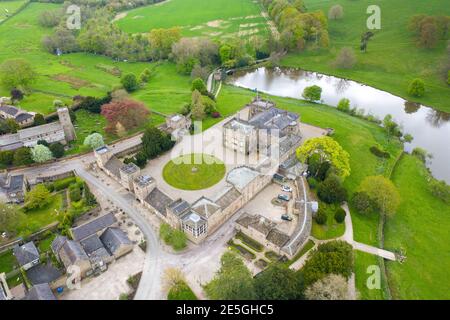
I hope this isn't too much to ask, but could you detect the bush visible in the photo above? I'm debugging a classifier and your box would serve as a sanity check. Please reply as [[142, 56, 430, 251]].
[[159, 223, 187, 251], [337, 98, 350, 112], [302, 85, 322, 102], [191, 78, 207, 95], [314, 208, 327, 225], [429, 179, 450, 204], [69, 185, 82, 202], [370, 145, 390, 158], [121, 73, 139, 93], [49, 142, 65, 158], [317, 175, 347, 204], [351, 191, 375, 215], [334, 208, 346, 223], [307, 177, 319, 189], [412, 147, 429, 163], [408, 78, 425, 97], [52, 177, 76, 191]]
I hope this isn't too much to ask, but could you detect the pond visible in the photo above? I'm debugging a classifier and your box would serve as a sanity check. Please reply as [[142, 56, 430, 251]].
[[228, 67, 450, 184]]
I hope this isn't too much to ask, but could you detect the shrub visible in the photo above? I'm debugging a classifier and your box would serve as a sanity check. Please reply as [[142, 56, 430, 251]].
[[328, 5, 344, 20], [314, 208, 327, 225], [408, 78, 425, 97], [159, 223, 187, 251], [302, 85, 322, 102], [337, 98, 350, 112], [412, 147, 429, 163], [191, 78, 207, 95], [211, 111, 221, 118], [370, 145, 390, 158], [121, 73, 139, 93], [69, 186, 82, 202], [317, 175, 347, 204], [334, 208, 346, 223], [49, 142, 65, 158], [52, 177, 76, 191]]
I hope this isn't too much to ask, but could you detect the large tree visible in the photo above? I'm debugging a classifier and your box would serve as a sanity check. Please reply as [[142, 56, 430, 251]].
[[297, 136, 351, 179], [0, 59, 37, 90], [0, 203, 25, 234], [101, 99, 150, 134], [254, 263, 305, 300], [141, 126, 174, 160], [84, 133, 105, 149], [205, 251, 256, 300], [191, 90, 206, 120], [302, 85, 322, 102], [359, 176, 400, 215], [148, 27, 181, 60]]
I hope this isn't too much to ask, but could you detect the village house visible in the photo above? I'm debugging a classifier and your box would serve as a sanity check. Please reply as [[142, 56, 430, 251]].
[[0, 105, 34, 128], [0, 174, 27, 203], [13, 241, 40, 271], [0, 107, 76, 151], [24, 283, 56, 301]]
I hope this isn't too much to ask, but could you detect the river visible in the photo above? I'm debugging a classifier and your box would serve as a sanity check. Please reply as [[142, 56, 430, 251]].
[[228, 67, 450, 184]]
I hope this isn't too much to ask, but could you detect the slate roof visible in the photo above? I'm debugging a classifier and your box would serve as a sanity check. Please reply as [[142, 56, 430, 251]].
[[51, 235, 67, 255], [25, 283, 56, 301], [191, 197, 220, 218], [248, 107, 298, 131], [215, 187, 241, 209], [100, 228, 132, 255], [80, 235, 105, 255], [5, 175, 24, 194], [71, 213, 117, 241], [18, 121, 63, 140], [62, 240, 89, 264], [145, 188, 173, 216], [15, 113, 34, 123], [168, 199, 191, 217], [227, 166, 260, 191], [267, 229, 290, 247], [120, 162, 140, 175], [104, 157, 124, 178], [13, 242, 39, 267], [0, 105, 19, 116], [26, 263, 62, 285]]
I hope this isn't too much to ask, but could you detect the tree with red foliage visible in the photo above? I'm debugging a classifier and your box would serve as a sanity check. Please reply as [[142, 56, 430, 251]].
[[101, 99, 150, 134]]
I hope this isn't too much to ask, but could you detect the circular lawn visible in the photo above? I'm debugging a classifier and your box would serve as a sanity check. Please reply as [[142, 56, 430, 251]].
[[162, 154, 226, 190]]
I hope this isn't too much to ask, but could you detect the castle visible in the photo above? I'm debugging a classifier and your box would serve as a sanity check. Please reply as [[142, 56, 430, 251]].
[[0, 107, 76, 151]]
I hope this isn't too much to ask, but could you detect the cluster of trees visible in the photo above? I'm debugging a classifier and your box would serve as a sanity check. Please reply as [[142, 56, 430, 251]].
[[159, 223, 187, 251], [336, 97, 382, 125], [409, 15, 450, 48], [205, 240, 353, 300], [314, 204, 346, 226], [262, 0, 330, 51], [351, 176, 400, 216], [0, 147, 33, 168], [180, 79, 218, 120]]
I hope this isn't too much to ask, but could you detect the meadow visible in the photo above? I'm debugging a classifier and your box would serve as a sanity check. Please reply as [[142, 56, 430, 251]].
[[115, 0, 268, 39], [282, 0, 450, 113], [0, 0, 27, 23]]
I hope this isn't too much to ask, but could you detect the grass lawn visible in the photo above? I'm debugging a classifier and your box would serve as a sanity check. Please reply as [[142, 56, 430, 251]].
[[282, 0, 450, 112], [168, 281, 197, 300], [354, 251, 386, 300], [37, 233, 56, 253], [116, 0, 267, 40], [311, 203, 345, 240], [0, 250, 17, 274], [0, 0, 27, 23], [385, 155, 450, 299], [286, 239, 315, 267], [15, 193, 63, 237], [163, 153, 226, 190]]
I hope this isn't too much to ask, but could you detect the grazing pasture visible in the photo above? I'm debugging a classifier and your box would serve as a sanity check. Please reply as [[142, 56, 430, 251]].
[[115, 0, 268, 39]]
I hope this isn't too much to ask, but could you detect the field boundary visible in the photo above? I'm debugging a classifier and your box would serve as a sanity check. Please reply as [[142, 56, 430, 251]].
[[0, 0, 31, 26]]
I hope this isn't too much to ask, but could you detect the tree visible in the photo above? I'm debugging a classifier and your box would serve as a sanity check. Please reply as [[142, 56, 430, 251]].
[[101, 99, 150, 134], [334, 207, 346, 223], [318, 174, 347, 204], [383, 114, 402, 138], [297, 137, 351, 179], [38, 9, 62, 27], [191, 78, 207, 95], [314, 207, 327, 225], [301, 241, 354, 285], [13, 147, 33, 166], [0, 150, 14, 167], [302, 85, 322, 102], [31, 144, 53, 163], [408, 78, 425, 97], [5, 119, 19, 134], [428, 179, 450, 204], [254, 263, 305, 300], [84, 133, 105, 149], [359, 176, 400, 215], [205, 251, 256, 300], [49, 142, 65, 158], [139, 68, 152, 83], [191, 90, 206, 120], [0, 59, 37, 90], [25, 185, 51, 210], [84, 183, 97, 206], [0, 203, 25, 234], [328, 5, 344, 20], [121, 73, 139, 93], [337, 98, 350, 112], [360, 31, 374, 52], [141, 126, 174, 160], [351, 191, 375, 215], [33, 114, 46, 126], [148, 27, 181, 60], [163, 267, 185, 293], [219, 44, 232, 64], [305, 274, 350, 300], [334, 47, 356, 69], [10, 88, 24, 101]]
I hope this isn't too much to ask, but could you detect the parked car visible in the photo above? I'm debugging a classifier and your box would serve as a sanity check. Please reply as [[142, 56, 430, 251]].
[[281, 214, 293, 221], [278, 194, 290, 201], [281, 185, 292, 193]]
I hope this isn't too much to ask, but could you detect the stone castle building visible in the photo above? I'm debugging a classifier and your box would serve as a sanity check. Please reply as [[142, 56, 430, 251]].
[[0, 107, 76, 151]]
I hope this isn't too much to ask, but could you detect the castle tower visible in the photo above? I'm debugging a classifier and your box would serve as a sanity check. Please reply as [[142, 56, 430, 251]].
[[57, 107, 76, 142]]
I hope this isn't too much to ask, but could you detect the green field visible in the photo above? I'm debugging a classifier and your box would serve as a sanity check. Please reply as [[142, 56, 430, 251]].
[[0, 250, 17, 274], [311, 203, 346, 240], [0, 0, 27, 23], [385, 155, 450, 299], [116, 0, 267, 39], [282, 0, 450, 112], [163, 154, 226, 190]]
